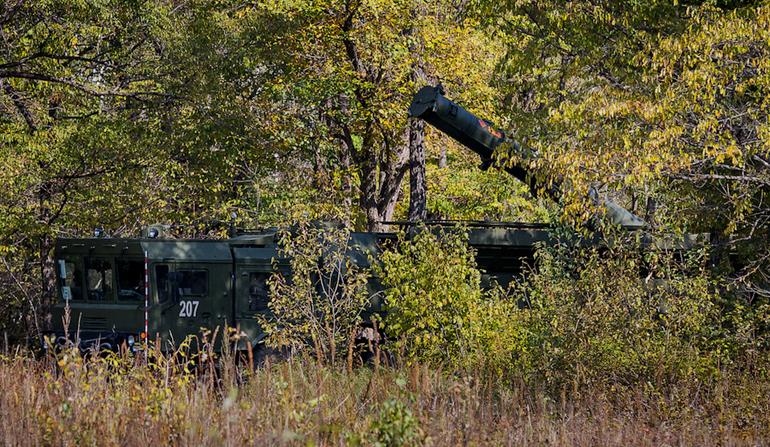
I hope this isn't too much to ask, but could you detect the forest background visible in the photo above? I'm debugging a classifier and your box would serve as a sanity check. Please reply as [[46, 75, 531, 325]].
[[2, 0, 768, 343], [1, 0, 770, 444]]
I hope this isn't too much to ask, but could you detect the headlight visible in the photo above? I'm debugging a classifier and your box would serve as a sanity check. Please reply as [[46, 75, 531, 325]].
[[127, 335, 135, 346]]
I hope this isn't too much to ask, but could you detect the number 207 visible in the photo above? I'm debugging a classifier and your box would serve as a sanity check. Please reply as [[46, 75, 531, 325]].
[[179, 300, 199, 318]]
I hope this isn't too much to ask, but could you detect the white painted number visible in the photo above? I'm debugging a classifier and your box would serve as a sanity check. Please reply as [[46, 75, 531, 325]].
[[178, 300, 200, 318]]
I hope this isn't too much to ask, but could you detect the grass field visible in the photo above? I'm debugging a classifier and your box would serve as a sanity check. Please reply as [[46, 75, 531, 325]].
[[1, 347, 768, 446]]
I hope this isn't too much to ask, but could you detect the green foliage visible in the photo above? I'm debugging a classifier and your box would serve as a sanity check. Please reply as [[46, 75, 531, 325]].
[[514, 240, 720, 388], [377, 229, 521, 370], [478, 0, 770, 292], [0, 0, 514, 339], [238, 0, 505, 229], [260, 223, 371, 364], [378, 226, 769, 387], [1, 0, 768, 389], [394, 153, 552, 222], [2, 1, 770, 442], [368, 398, 425, 447]]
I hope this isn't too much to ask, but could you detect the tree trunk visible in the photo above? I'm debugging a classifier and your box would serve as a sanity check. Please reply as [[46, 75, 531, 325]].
[[408, 117, 427, 222], [356, 137, 409, 232], [360, 155, 383, 232], [339, 147, 353, 227], [405, 15, 429, 219], [38, 172, 55, 333], [438, 145, 447, 169]]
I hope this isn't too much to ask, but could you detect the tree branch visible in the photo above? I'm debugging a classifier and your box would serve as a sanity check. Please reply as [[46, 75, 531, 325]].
[[0, 70, 180, 100], [1, 78, 36, 132]]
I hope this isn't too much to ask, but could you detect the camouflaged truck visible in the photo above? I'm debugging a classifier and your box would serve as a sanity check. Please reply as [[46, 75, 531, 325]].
[[46, 223, 558, 354], [46, 86, 700, 354]]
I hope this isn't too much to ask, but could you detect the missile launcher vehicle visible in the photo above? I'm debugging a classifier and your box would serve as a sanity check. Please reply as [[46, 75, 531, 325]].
[[45, 86, 700, 354]]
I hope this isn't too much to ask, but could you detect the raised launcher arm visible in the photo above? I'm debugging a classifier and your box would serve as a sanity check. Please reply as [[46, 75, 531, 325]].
[[408, 85, 646, 230]]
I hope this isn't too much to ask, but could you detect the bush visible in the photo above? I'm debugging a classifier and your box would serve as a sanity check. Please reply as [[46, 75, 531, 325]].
[[368, 398, 425, 447], [260, 223, 371, 365], [377, 225, 769, 389], [514, 239, 723, 388], [376, 228, 521, 371]]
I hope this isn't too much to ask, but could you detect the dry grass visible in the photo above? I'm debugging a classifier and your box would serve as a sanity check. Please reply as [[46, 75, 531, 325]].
[[0, 347, 768, 447]]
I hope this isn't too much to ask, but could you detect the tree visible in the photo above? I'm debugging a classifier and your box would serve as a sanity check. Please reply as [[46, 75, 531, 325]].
[[242, 0, 503, 230], [0, 0, 180, 334], [377, 228, 519, 369], [259, 224, 371, 365], [478, 0, 770, 296], [0, 0, 530, 340], [0, 0, 281, 336]]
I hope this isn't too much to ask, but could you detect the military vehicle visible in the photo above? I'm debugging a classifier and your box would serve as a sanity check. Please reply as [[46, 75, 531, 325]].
[[47, 223, 558, 354], [45, 86, 689, 355], [49, 229, 359, 353]]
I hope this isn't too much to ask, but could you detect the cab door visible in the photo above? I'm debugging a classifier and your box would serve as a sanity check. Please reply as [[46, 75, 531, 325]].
[[234, 265, 272, 343], [112, 258, 146, 337], [165, 265, 214, 347], [232, 246, 284, 346]]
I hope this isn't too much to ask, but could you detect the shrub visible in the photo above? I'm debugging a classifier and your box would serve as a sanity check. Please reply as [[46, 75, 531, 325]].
[[376, 225, 768, 389], [260, 223, 371, 365], [515, 236, 726, 388], [368, 398, 425, 447], [376, 228, 521, 371]]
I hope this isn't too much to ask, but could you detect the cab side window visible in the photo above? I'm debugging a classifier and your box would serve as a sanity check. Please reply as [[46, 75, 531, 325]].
[[60, 259, 84, 301], [177, 270, 207, 296], [85, 258, 113, 301], [248, 272, 270, 311], [117, 259, 144, 301]]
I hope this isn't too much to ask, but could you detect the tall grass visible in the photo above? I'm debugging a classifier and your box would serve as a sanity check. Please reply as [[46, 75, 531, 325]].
[[0, 346, 768, 446]]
